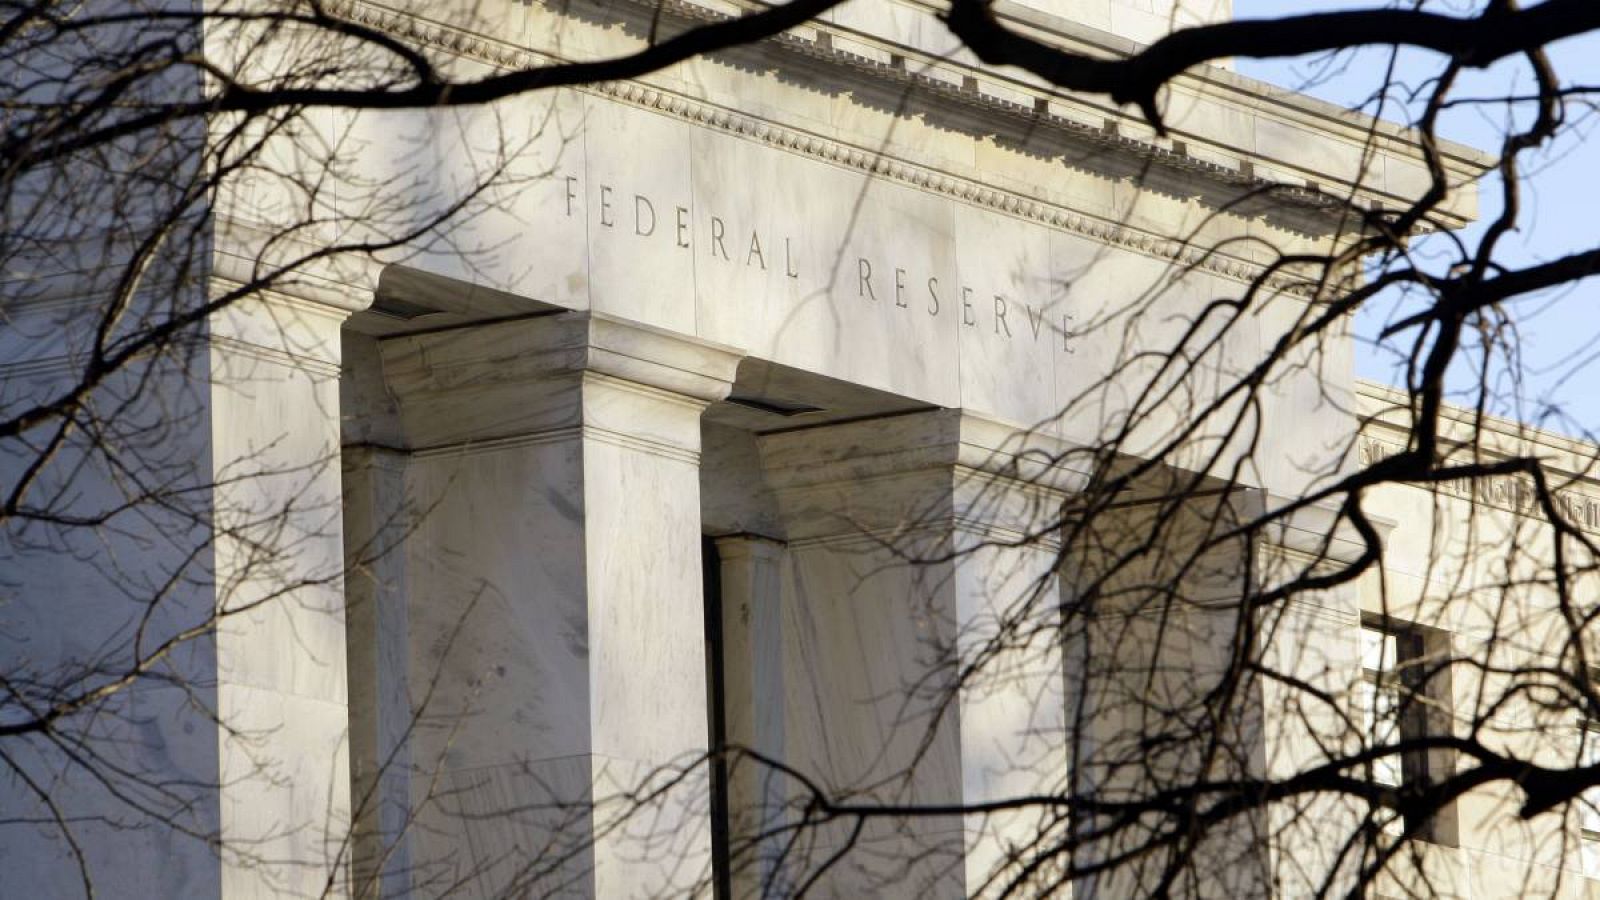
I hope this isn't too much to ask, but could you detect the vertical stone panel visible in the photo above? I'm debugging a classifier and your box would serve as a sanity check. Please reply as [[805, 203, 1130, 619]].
[[757, 410, 1082, 896], [374, 312, 742, 897]]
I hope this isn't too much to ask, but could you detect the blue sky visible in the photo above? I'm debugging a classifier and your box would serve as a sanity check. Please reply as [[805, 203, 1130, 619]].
[[1230, 1, 1600, 437]]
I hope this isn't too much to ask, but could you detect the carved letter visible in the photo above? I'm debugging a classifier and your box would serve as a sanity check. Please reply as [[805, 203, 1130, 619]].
[[676, 207, 691, 248], [747, 231, 767, 269], [962, 287, 976, 326], [600, 185, 614, 228], [993, 295, 1012, 336], [635, 195, 656, 236], [1025, 304, 1044, 339], [711, 216, 730, 260], [565, 175, 579, 217], [785, 238, 799, 279], [895, 268, 909, 308], [927, 277, 941, 315], [859, 258, 876, 300]]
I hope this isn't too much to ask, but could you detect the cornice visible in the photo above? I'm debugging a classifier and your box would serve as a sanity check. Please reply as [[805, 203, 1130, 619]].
[[1356, 379, 1600, 467], [211, 220, 377, 315], [208, 327, 345, 378], [1354, 431, 1600, 536], [377, 310, 744, 448], [1354, 383, 1600, 534], [324, 0, 1393, 294], [589, 78, 1319, 293]]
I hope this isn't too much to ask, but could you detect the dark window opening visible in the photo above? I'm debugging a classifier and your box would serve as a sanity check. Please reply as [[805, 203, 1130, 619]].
[[702, 536, 732, 899], [1359, 617, 1457, 846]]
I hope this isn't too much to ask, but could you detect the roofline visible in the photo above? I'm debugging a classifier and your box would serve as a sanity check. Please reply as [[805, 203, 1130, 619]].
[[988, 2, 1495, 174], [1356, 379, 1599, 460]]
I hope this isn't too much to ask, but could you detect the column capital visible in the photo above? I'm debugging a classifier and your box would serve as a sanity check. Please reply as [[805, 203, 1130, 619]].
[[713, 532, 787, 562], [207, 285, 360, 379], [757, 409, 1087, 542], [758, 408, 1088, 492], [378, 311, 745, 450], [1237, 489, 1390, 567], [213, 214, 379, 308]]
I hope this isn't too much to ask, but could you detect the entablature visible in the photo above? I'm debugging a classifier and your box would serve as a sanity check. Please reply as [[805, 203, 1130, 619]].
[[324, 0, 1491, 238]]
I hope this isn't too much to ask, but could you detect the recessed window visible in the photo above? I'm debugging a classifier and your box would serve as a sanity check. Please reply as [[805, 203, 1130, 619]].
[[1579, 721, 1600, 876], [1356, 620, 1455, 844]]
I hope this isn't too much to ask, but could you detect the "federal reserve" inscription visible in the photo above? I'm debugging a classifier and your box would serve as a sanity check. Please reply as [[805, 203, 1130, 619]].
[[562, 174, 1076, 353]]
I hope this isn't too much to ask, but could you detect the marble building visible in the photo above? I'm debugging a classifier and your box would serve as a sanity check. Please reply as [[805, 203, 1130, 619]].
[[7, 0, 1599, 897]]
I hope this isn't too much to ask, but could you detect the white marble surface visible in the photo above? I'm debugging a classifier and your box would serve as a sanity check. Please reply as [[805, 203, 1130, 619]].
[[209, 292, 356, 900], [5, 0, 1531, 893], [347, 72, 1427, 490], [0, 287, 356, 898], [365, 312, 741, 896], [742, 410, 1077, 895], [342, 447, 414, 897], [713, 536, 791, 897]]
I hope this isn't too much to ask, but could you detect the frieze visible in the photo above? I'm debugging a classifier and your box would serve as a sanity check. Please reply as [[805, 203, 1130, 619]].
[[1358, 435, 1600, 532], [323, 0, 1328, 295], [593, 80, 1315, 295], [559, 173, 1078, 350]]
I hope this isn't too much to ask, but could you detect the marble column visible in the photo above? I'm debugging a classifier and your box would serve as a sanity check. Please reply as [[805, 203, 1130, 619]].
[[713, 534, 790, 897], [1061, 485, 1372, 900], [755, 409, 1082, 897], [1059, 486, 1265, 899], [209, 290, 360, 899], [1250, 496, 1374, 899], [374, 311, 742, 897], [342, 444, 413, 899]]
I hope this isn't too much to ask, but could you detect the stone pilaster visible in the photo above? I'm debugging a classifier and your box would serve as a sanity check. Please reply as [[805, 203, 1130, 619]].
[[0, 278, 363, 897], [754, 409, 1083, 897], [712, 534, 790, 897], [373, 311, 742, 897], [208, 288, 362, 899], [341, 444, 413, 899], [1061, 482, 1374, 900], [1249, 495, 1375, 900]]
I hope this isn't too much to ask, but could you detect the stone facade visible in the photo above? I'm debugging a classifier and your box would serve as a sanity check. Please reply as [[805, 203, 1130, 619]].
[[8, 0, 1599, 898]]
